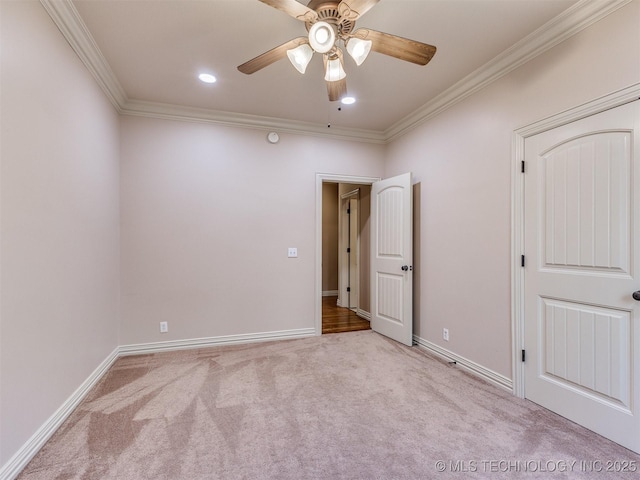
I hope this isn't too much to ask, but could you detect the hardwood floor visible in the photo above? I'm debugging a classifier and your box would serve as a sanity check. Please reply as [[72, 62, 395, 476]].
[[322, 296, 371, 334]]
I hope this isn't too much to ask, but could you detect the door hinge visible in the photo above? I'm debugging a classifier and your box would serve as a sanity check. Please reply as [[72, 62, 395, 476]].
[[347, 247, 351, 253], [346, 287, 351, 292], [521, 160, 525, 173], [522, 349, 526, 362], [521, 255, 525, 267], [347, 208, 350, 214]]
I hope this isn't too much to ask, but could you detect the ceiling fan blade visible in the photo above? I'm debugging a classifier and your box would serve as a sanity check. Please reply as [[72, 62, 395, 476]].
[[352, 28, 436, 66], [238, 37, 309, 74], [337, 0, 380, 21], [326, 78, 347, 102], [259, 0, 318, 23]]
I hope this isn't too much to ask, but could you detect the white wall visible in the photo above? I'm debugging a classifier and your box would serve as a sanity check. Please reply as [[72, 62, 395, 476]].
[[0, 1, 120, 466], [385, 0, 640, 378], [119, 116, 384, 345]]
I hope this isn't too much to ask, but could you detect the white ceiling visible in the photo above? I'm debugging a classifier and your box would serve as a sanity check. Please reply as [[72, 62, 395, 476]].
[[64, 0, 580, 138]]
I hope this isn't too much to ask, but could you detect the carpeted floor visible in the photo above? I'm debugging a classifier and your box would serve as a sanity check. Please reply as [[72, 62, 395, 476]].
[[18, 331, 640, 479]]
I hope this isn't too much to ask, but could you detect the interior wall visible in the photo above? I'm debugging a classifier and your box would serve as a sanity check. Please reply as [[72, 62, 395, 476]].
[[384, 0, 640, 379], [0, 1, 120, 466], [119, 116, 385, 345], [322, 183, 339, 293]]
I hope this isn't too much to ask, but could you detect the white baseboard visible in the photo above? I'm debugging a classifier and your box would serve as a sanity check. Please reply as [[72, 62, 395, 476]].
[[1, 328, 316, 480], [356, 309, 371, 321], [413, 335, 513, 392], [322, 290, 338, 297], [118, 328, 316, 356], [0, 347, 119, 480]]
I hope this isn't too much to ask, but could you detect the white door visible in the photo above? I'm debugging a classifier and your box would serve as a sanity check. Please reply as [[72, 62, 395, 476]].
[[371, 172, 413, 346], [524, 100, 640, 452]]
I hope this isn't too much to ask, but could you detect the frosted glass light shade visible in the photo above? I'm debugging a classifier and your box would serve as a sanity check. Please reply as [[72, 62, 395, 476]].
[[309, 21, 335, 54], [324, 56, 346, 82], [346, 37, 372, 66], [287, 44, 313, 74]]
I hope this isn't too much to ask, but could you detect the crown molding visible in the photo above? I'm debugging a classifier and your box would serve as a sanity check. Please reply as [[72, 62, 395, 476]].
[[384, 0, 632, 142], [121, 100, 387, 144], [40, 0, 127, 110], [38, 0, 385, 143], [41, 0, 631, 144]]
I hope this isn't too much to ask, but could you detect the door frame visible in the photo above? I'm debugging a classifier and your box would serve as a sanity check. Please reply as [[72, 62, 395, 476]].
[[511, 83, 640, 398], [316, 173, 381, 336]]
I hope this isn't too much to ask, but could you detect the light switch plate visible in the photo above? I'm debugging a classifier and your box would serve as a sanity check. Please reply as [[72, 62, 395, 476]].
[[288, 247, 298, 258]]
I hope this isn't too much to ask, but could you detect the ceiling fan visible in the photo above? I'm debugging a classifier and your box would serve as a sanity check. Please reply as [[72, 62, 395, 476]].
[[237, 0, 437, 102]]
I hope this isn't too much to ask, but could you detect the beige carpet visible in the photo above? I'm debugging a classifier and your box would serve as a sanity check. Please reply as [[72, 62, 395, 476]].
[[18, 331, 640, 479]]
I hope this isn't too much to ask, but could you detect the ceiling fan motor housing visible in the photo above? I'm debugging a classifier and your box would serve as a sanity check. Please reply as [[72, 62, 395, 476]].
[[305, 0, 355, 39], [309, 21, 337, 53]]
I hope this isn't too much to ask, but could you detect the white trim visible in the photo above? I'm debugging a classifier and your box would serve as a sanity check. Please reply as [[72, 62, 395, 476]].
[[414, 336, 513, 392], [0, 348, 119, 480], [40, 0, 631, 144], [516, 83, 640, 137], [121, 101, 386, 144], [39, 0, 127, 110], [118, 328, 315, 356], [511, 83, 640, 399], [322, 290, 339, 297], [384, 0, 631, 141], [316, 174, 381, 336], [356, 309, 371, 321]]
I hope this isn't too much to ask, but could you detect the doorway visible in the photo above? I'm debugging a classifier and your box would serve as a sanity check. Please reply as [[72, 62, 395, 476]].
[[316, 172, 414, 343], [316, 174, 380, 335]]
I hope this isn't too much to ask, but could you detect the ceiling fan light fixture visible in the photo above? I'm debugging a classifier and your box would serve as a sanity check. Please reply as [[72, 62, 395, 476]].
[[286, 43, 313, 74], [309, 21, 336, 54], [346, 38, 372, 66], [324, 56, 346, 82]]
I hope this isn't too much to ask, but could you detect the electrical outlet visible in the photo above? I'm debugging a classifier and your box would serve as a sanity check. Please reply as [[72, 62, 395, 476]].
[[160, 321, 168, 333], [443, 328, 449, 342], [288, 247, 298, 258]]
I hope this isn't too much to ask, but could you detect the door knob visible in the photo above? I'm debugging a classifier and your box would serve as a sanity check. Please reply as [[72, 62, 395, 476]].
[[401, 265, 413, 272], [633, 291, 640, 301]]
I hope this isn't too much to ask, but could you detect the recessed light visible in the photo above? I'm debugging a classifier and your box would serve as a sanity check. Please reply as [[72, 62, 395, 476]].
[[198, 73, 217, 84], [341, 96, 356, 105]]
